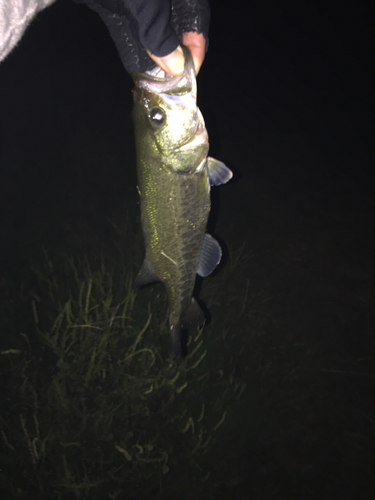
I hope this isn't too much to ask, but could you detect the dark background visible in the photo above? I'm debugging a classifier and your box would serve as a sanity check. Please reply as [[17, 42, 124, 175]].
[[0, 0, 374, 498]]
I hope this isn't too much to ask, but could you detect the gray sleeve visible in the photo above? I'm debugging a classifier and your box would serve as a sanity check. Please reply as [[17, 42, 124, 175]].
[[0, 0, 56, 62]]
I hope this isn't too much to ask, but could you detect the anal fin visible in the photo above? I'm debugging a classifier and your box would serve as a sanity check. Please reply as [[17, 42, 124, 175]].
[[197, 234, 222, 277]]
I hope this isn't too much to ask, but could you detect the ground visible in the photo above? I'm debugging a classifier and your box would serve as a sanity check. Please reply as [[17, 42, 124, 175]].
[[0, 1, 374, 498]]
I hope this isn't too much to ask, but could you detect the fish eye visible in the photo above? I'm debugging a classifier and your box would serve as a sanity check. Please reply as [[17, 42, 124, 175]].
[[149, 108, 165, 127]]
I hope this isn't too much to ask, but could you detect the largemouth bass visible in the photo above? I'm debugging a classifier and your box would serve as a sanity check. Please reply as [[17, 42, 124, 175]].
[[132, 46, 232, 356]]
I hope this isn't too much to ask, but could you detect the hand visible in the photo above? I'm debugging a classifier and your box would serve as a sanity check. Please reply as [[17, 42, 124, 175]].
[[147, 32, 206, 76]]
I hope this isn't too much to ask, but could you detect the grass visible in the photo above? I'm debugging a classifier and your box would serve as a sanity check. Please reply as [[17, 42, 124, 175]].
[[0, 243, 246, 499]]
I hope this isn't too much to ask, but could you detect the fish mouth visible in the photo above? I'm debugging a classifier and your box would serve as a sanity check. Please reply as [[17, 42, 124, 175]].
[[133, 46, 196, 98]]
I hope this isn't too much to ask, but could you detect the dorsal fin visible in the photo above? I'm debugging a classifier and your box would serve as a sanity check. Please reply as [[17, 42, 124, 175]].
[[132, 258, 160, 288]]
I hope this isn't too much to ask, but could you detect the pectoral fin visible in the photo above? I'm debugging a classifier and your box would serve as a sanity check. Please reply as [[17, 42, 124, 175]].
[[197, 234, 222, 277], [132, 258, 160, 288], [207, 157, 233, 186]]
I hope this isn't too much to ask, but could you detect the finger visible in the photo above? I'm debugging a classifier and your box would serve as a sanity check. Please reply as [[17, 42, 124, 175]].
[[182, 32, 206, 75], [147, 46, 185, 76]]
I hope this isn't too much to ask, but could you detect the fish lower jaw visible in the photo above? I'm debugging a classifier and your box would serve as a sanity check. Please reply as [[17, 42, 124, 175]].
[[180, 137, 205, 153], [179, 128, 208, 152]]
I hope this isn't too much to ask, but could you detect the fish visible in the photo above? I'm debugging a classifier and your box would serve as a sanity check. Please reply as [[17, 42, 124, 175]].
[[132, 46, 232, 356]]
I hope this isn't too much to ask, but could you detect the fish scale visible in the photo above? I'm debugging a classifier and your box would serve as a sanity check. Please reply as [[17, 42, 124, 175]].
[[132, 46, 232, 356]]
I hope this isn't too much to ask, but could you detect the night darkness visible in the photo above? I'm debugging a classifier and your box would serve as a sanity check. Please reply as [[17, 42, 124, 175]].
[[0, 1, 374, 498]]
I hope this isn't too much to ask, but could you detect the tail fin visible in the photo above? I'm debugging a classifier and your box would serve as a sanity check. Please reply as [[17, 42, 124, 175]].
[[170, 322, 183, 357], [182, 298, 205, 330], [169, 299, 205, 357]]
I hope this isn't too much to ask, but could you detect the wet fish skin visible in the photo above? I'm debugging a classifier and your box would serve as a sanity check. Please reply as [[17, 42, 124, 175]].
[[132, 46, 232, 356]]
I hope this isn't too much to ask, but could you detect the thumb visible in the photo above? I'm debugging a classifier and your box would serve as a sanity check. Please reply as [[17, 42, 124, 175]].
[[147, 46, 185, 76]]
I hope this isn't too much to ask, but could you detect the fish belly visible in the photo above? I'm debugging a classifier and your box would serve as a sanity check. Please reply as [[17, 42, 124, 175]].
[[139, 161, 210, 317]]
